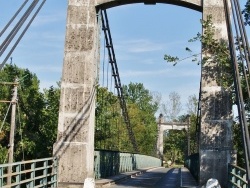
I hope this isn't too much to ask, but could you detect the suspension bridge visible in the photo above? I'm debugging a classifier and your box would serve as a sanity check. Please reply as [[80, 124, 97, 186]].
[[0, 0, 250, 187]]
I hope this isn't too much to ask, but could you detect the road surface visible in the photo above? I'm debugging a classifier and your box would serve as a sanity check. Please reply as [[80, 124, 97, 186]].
[[109, 167, 180, 188]]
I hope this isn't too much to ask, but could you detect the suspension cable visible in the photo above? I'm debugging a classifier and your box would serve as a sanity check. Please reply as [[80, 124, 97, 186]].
[[234, 0, 250, 70], [0, 0, 38, 56], [195, 78, 202, 153], [0, 0, 46, 70], [230, 0, 250, 97], [0, 103, 12, 133], [0, 0, 29, 38], [102, 35, 106, 87], [106, 55, 109, 89], [224, 0, 250, 183], [101, 9, 138, 152]]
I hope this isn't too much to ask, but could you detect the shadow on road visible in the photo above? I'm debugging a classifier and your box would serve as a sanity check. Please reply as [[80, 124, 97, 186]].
[[109, 168, 180, 188]]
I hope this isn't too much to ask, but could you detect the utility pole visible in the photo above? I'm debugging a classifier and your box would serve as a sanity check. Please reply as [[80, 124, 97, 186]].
[[7, 77, 18, 185]]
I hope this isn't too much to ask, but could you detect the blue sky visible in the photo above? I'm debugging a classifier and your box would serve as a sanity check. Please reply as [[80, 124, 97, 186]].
[[0, 1, 248, 114], [105, 4, 202, 108]]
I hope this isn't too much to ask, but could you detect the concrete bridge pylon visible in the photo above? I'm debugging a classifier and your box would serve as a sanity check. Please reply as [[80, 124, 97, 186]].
[[53, 0, 234, 187], [156, 114, 189, 163]]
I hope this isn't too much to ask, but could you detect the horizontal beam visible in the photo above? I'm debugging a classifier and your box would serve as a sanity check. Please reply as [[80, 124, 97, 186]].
[[158, 122, 188, 131]]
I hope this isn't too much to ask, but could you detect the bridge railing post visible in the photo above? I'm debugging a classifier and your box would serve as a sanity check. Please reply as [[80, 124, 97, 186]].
[[15, 164, 21, 186], [228, 164, 248, 188]]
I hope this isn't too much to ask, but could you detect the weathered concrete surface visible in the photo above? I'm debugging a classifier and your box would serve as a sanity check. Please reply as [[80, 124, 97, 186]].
[[200, 0, 234, 187], [157, 116, 188, 161], [54, 0, 233, 187], [53, 0, 99, 187]]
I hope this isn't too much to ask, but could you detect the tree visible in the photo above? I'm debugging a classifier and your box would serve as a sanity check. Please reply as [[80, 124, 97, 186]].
[[164, 129, 186, 165], [164, 14, 250, 168], [95, 86, 125, 151], [163, 15, 235, 166], [164, 15, 233, 89], [0, 64, 60, 163], [161, 91, 182, 122], [0, 64, 43, 162], [95, 83, 160, 155], [39, 86, 60, 156], [162, 112, 198, 165], [123, 82, 159, 155], [186, 94, 198, 115], [243, 0, 250, 25]]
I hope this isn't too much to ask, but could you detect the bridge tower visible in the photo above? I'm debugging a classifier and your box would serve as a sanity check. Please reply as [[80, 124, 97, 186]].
[[156, 114, 189, 162], [199, 1, 234, 187], [53, 0, 234, 187]]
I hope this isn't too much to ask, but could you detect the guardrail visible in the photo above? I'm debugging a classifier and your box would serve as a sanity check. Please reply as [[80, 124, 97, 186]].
[[0, 157, 57, 188], [0, 151, 161, 186], [228, 164, 248, 188], [184, 153, 199, 181], [94, 150, 161, 179]]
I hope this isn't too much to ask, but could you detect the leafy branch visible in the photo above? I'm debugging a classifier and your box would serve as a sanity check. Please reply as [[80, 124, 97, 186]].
[[164, 15, 233, 89]]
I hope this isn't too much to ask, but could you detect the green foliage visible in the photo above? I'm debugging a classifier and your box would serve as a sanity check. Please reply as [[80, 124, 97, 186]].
[[164, 129, 186, 165], [40, 86, 60, 155], [164, 114, 198, 165], [0, 64, 159, 163], [95, 83, 159, 156], [95, 86, 124, 151], [233, 122, 245, 167], [124, 83, 159, 155], [163, 55, 179, 66], [0, 145, 8, 163], [198, 16, 232, 88], [243, 0, 250, 25], [164, 15, 233, 89], [162, 15, 233, 162], [0, 64, 60, 163], [164, 12, 250, 168]]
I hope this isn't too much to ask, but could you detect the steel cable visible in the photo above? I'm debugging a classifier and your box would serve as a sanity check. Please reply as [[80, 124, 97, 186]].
[[0, 102, 11, 133], [0, 0, 29, 38], [0, 0, 38, 56], [230, 0, 250, 97], [224, 0, 250, 183], [234, 0, 250, 70], [0, 0, 46, 70], [101, 9, 138, 152]]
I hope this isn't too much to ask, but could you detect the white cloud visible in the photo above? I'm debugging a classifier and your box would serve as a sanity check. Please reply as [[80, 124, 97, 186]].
[[32, 11, 66, 27], [114, 37, 197, 52], [39, 80, 60, 90], [28, 65, 62, 73], [120, 66, 200, 78], [115, 39, 165, 53]]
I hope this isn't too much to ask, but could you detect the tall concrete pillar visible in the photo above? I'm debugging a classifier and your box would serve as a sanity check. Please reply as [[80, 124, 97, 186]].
[[53, 0, 99, 187], [200, 0, 234, 187]]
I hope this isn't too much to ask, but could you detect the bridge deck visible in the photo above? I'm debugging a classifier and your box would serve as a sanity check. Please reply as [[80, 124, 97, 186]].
[[95, 167, 198, 187], [181, 167, 198, 188], [95, 167, 153, 187]]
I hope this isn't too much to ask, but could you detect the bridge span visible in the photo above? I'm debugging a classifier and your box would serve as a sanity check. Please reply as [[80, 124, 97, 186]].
[[1, 0, 250, 187], [96, 167, 197, 188], [55, 0, 236, 186]]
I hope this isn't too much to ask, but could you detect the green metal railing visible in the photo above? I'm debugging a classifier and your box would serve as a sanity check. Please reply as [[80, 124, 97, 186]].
[[0, 157, 57, 188], [94, 150, 161, 179], [184, 153, 199, 181], [0, 151, 160, 186], [228, 164, 248, 188]]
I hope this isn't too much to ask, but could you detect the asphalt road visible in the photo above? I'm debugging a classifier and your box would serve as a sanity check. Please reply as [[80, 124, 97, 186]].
[[109, 167, 180, 188]]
